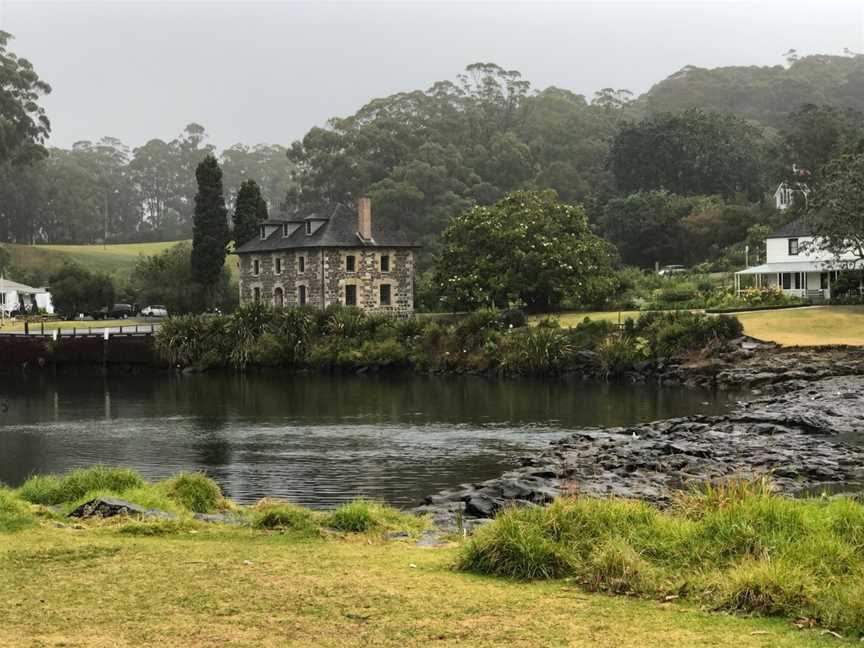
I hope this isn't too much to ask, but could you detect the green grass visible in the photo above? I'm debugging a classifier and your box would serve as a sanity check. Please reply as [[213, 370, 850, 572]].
[[530, 310, 644, 328], [458, 481, 864, 637], [735, 306, 864, 346], [0, 520, 834, 647], [3, 240, 240, 281], [0, 318, 152, 332], [17, 466, 147, 506], [159, 472, 225, 514], [0, 469, 848, 646]]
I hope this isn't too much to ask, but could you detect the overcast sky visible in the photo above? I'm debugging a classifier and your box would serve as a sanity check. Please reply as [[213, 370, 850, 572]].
[[1, 0, 862, 150]]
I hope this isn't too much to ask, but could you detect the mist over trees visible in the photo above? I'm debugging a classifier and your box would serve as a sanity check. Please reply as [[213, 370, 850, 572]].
[[2, 25, 864, 278]]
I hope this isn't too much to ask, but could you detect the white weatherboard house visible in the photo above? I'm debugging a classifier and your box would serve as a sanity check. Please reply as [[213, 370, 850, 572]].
[[0, 278, 54, 316], [734, 216, 862, 300]]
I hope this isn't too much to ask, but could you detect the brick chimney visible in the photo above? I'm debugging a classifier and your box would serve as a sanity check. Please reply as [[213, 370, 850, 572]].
[[357, 196, 372, 241]]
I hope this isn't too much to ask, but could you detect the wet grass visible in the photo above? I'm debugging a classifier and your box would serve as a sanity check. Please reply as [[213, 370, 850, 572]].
[[458, 481, 864, 637], [0, 468, 852, 646]]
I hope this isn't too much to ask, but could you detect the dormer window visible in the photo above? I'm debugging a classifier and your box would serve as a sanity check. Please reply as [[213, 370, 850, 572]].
[[305, 221, 312, 235], [789, 238, 799, 256], [259, 225, 266, 240], [282, 224, 288, 237]]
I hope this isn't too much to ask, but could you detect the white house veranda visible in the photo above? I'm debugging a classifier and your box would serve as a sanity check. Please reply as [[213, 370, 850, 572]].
[[734, 260, 863, 300]]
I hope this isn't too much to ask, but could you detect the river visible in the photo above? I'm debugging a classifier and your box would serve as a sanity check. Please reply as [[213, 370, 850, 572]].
[[0, 371, 739, 508]]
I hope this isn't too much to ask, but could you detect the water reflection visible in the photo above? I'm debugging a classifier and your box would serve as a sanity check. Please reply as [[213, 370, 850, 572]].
[[0, 371, 738, 507]]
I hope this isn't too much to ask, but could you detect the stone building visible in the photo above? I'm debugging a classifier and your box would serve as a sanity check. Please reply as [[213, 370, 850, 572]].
[[234, 198, 418, 316]]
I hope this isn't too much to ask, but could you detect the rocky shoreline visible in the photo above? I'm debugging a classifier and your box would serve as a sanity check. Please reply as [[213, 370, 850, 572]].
[[417, 346, 864, 533]]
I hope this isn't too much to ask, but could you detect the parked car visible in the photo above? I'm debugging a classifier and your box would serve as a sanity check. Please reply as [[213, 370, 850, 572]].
[[92, 303, 134, 319], [141, 305, 168, 317], [658, 265, 687, 276]]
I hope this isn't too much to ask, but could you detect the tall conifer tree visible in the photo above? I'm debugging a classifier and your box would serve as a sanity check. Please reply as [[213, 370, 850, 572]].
[[233, 179, 268, 248], [191, 155, 229, 302]]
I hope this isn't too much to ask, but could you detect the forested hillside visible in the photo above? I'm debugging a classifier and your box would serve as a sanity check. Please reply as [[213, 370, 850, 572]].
[[2, 29, 863, 275], [639, 54, 864, 128]]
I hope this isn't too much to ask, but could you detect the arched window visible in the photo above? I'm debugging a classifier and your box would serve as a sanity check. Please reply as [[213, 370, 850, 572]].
[[274, 287, 284, 308]]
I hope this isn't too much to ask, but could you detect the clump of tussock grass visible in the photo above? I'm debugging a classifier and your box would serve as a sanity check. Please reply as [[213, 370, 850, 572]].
[[250, 499, 322, 534], [59, 487, 186, 519], [0, 486, 35, 533], [457, 476, 864, 637], [326, 498, 427, 535], [159, 472, 224, 514], [17, 466, 145, 506]]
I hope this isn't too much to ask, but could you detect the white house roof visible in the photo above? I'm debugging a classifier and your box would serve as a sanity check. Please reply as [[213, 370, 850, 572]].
[[736, 259, 863, 275], [0, 279, 48, 293]]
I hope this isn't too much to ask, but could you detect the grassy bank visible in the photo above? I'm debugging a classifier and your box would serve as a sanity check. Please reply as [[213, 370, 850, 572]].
[[0, 468, 839, 647], [460, 480, 864, 638], [534, 306, 864, 347], [3, 241, 240, 281]]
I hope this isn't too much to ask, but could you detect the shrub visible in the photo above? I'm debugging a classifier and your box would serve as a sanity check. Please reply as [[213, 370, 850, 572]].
[[161, 472, 223, 513], [227, 302, 274, 370], [634, 311, 742, 357], [716, 559, 816, 616], [458, 506, 575, 580], [501, 309, 528, 329], [586, 538, 656, 594], [357, 339, 408, 366], [18, 466, 146, 506], [321, 306, 367, 338], [451, 308, 506, 352], [325, 499, 425, 534], [154, 314, 230, 367], [251, 499, 321, 533], [498, 327, 577, 375], [596, 336, 647, 377], [0, 487, 34, 532]]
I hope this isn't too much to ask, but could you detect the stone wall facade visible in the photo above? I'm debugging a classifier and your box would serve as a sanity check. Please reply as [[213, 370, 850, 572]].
[[238, 247, 414, 316]]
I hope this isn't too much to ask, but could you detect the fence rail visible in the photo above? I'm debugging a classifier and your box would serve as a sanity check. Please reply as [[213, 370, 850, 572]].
[[0, 323, 158, 338]]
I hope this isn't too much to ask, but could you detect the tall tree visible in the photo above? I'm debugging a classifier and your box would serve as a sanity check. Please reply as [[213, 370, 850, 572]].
[[434, 190, 617, 311], [782, 103, 864, 175], [191, 155, 230, 301], [807, 152, 864, 263], [609, 109, 768, 199], [0, 31, 51, 165], [232, 179, 267, 248]]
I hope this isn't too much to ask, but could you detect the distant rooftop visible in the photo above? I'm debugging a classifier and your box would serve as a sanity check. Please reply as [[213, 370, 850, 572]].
[[767, 216, 814, 239]]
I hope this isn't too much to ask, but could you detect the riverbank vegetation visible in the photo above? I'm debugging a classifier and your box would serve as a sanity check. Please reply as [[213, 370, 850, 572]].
[[0, 467, 854, 646], [459, 478, 864, 637], [153, 304, 743, 375]]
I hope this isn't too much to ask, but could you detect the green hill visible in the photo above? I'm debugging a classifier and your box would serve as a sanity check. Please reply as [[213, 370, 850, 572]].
[[2, 241, 240, 283], [638, 54, 864, 128]]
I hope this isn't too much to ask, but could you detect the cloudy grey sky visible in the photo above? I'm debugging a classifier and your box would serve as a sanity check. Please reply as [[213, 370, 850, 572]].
[[1, 0, 862, 150]]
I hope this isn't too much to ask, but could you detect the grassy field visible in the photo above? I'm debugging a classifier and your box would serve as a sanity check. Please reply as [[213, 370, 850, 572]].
[[0, 527, 833, 647], [0, 318, 153, 333], [0, 467, 851, 647], [735, 306, 864, 346], [3, 241, 240, 281], [534, 306, 864, 347]]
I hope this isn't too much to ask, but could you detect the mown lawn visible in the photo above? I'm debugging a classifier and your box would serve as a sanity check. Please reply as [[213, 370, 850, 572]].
[[0, 526, 835, 648], [532, 306, 864, 347], [3, 241, 240, 280], [735, 306, 864, 347], [0, 318, 154, 333]]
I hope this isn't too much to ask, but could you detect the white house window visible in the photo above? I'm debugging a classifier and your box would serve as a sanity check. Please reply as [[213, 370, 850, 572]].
[[275, 257, 282, 274], [788, 238, 799, 256], [380, 254, 390, 272], [298, 255, 305, 273], [779, 273, 802, 290], [305, 221, 312, 235], [252, 259, 260, 276], [346, 255, 356, 273], [379, 284, 391, 306]]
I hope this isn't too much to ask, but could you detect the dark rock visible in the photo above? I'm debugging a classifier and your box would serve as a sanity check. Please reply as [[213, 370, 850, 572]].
[[69, 496, 176, 520]]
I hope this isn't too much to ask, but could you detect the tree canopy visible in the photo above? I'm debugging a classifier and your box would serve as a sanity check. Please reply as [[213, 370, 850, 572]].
[[808, 152, 864, 262], [232, 179, 267, 248], [608, 109, 770, 199], [434, 190, 617, 310], [191, 155, 230, 300], [0, 31, 51, 166]]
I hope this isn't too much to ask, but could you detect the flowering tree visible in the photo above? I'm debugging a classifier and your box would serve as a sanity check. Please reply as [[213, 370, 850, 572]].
[[434, 190, 617, 311]]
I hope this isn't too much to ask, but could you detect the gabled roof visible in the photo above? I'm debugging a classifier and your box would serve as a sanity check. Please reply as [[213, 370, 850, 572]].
[[235, 203, 418, 254], [767, 216, 814, 239], [0, 279, 48, 293]]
